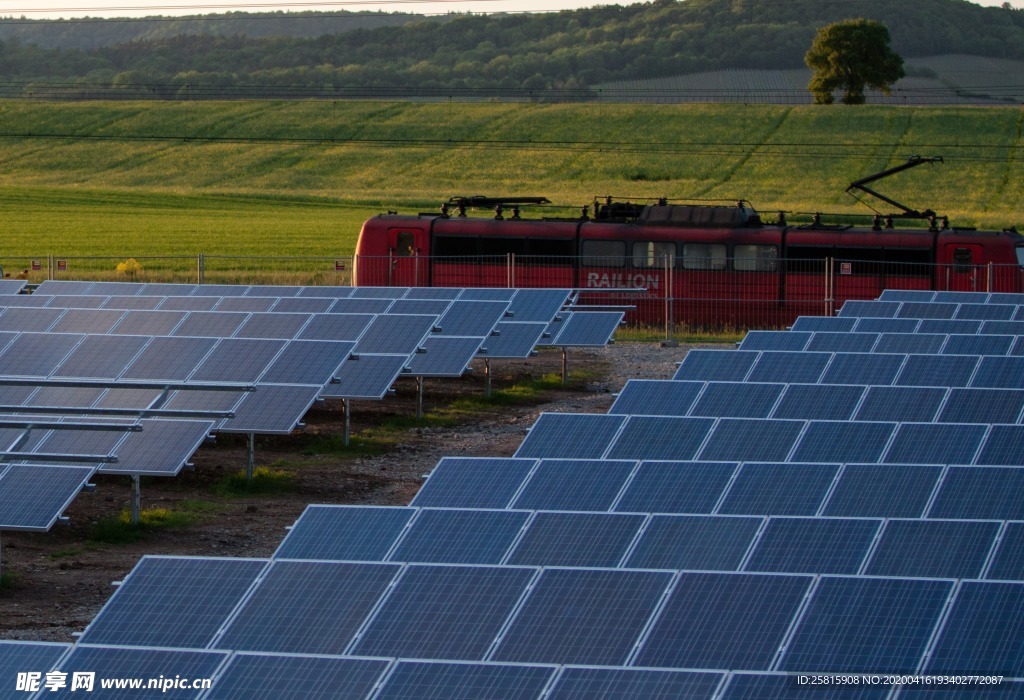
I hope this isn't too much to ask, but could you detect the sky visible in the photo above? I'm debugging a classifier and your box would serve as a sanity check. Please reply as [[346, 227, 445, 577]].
[[0, 0, 1019, 20]]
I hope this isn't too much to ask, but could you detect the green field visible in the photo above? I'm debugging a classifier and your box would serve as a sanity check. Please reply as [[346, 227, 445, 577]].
[[0, 100, 1020, 283]]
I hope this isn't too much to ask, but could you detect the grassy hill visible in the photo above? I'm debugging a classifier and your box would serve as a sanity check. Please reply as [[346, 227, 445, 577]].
[[0, 100, 1020, 280]]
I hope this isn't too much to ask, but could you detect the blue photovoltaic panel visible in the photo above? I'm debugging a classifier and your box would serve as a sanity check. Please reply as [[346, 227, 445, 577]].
[[738, 331, 810, 352], [140, 283, 199, 296], [973, 356, 1024, 389], [934, 291, 989, 304], [853, 317, 921, 333], [929, 467, 1024, 520], [864, 519, 999, 579], [0, 279, 27, 294], [606, 416, 716, 461], [823, 464, 942, 518], [771, 384, 865, 421], [106, 295, 166, 309], [88, 282, 144, 296], [215, 297, 277, 312], [917, 319, 983, 335], [407, 336, 484, 377], [388, 299, 453, 316], [120, 336, 217, 381], [942, 334, 1014, 356], [883, 423, 987, 465], [235, 312, 312, 340], [324, 298, 394, 314], [352, 286, 407, 299], [719, 463, 840, 516], [33, 280, 95, 295], [296, 313, 374, 342], [514, 413, 625, 460], [352, 564, 536, 660], [0, 332, 83, 376], [189, 338, 284, 382], [321, 353, 407, 399], [506, 511, 645, 567], [78, 556, 268, 648], [896, 301, 958, 319], [990, 293, 1024, 305], [206, 654, 389, 700], [457, 288, 517, 302], [614, 461, 738, 514], [160, 296, 221, 311], [988, 522, 1024, 581], [109, 309, 186, 335], [481, 322, 547, 359], [608, 379, 703, 416], [26, 385, 105, 408], [981, 320, 1024, 336], [873, 333, 946, 354], [721, 673, 889, 699], [258, 340, 353, 385], [547, 667, 723, 700], [0, 641, 70, 694], [805, 332, 878, 353], [52, 334, 149, 379], [48, 308, 126, 334], [780, 577, 953, 673], [673, 349, 759, 382], [745, 517, 880, 575], [790, 316, 858, 332], [549, 311, 623, 347], [52, 646, 228, 700], [939, 388, 1024, 423], [493, 568, 673, 666], [435, 300, 509, 337], [880, 290, 935, 302], [375, 661, 555, 700], [698, 419, 804, 462], [218, 384, 321, 434], [636, 572, 812, 670], [896, 354, 979, 387], [975, 425, 1024, 465], [193, 284, 249, 297], [511, 459, 636, 511], [216, 561, 400, 655], [389, 508, 530, 565], [506, 289, 570, 323], [171, 311, 248, 337], [355, 314, 437, 354], [838, 300, 901, 318], [98, 418, 214, 475], [955, 303, 1016, 320], [274, 505, 415, 560], [411, 457, 537, 509], [688, 382, 785, 418], [0, 464, 96, 531], [160, 388, 242, 418], [271, 297, 335, 313], [853, 386, 946, 422], [625, 514, 761, 570], [926, 581, 1024, 677], [746, 352, 831, 384], [299, 286, 357, 298], [0, 307, 64, 332], [407, 287, 464, 300]]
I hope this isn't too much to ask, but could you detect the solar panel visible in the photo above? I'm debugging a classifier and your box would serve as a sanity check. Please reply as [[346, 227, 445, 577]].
[[354, 314, 437, 354], [673, 349, 758, 382], [33, 280, 95, 295], [790, 316, 857, 332], [698, 419, 803, 462], [972, 356, 1024, 389], [511, 459, 637, 511], [296, 313, 374, 342], [838, 300, 901, 318], [981, 320, 1024, 335], [120, 336, 218, 381], [48, 308, 126, 334], [352, 286, 407, 299], [864, 519, 999, 579], [896, 354, 979, 387], [234, 312, 312, 340], [172, 311, 249, 338], [987, 522, 1024, 581], [975, 425, 1024, 465], [897, 301, 958, 319], [955, 302, 1016, 320], [0, 280, 27, 294], [614, 461, 738, 514], [159, 295, 221, 311], [939, 388, 1024, 424], [934, 291, 989, 304], [216, 561, 400, 655], [636, 572, 812, 670], [410, 457, 537, 509], [989, 293, 1024, 305], [375, 661, 555, 700], [194, 284, 249, 296], [506, 511, 645, 567], [853, 386, 946, 422], [688, 382, 784, 418], [823, 464, 942, 518], [0, 641, 70, 695], [805, 332, 878, 353], [852, 317, 920, 333], [325, 298, 394, 314], [206, 654, 388, 700], [738, 331, 811, 352], [140, 283, 199, 296], [873, 333, 946, 354], [492, 568, 673, 666], [917, 319, 983, 335], [407, 336, 485, 377], [216, 296, 277, 312], [0, 306, 65, 332], [104, 295, 163, 310], [608, 379, 703, 416], [606, 416, 716, 461], [0, 464, 96, 531], [0, 332, 83, 376], [435, 300, 510, 337], [879, 290, 935, 302], [506, 289, 570, 323], [388, 299, 453, 315], [389, 509, 530, 565], [271, 297, 336, 313], [548, 311, 623, 346], [770, 384, 864, 421], [942, 334, 1014, 356], [746, 352, 831, 384], [718, 463, 840, 516], [929, 466, 1024, 520], [78, 556, 268, 648], [54, 645, 228, 699], [745, 517, 880, 575], [274, 505, 414, 560], [779, 576, 953, 673], [298, 286, 356, 298], [189, 338, 284, 383], [258, 340, 354, 385], [87, 282, 144, 296], [480, 322, 547, 359], [219, 384, 321, 434], [109, 309, 186, 335], [52, 334, 149, 379], [321, 354, 407, 400], [352, 563, 536, 660], [884, 423, 987, 465], [625, 514, 761, 570], [514, 413, 625, 460], [458, 288, 517, 302], [98, 419, 214, 475], [547, 667, 723, 700], [926, 581, 1024, 677]]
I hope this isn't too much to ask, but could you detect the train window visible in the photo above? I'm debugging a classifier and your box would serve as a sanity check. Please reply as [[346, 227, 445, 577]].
[[1017, 248, 1024, 267], [395, 232, 416, 257], [434, 235, 477, 257], [953, 248, 974, 273], [480, 237, 527, 257], [682, 243, 727, 270], [581, 240, 626, 267], [734, 244, 778, 272], [632, 241, 676, 269], [528, 238, 575, 258]]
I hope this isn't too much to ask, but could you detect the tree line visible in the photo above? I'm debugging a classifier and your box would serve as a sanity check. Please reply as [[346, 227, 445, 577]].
[[0, 0, 1020, 100]]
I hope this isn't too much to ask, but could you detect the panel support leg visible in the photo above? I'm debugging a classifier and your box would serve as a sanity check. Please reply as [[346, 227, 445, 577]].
[[416, 376, 424, 420], [343, 398, 351, 448], [561, 347, 568, 385], [246, 433, 255, 482], [484, 358, 492, 399], [130, 475, 141, 526]]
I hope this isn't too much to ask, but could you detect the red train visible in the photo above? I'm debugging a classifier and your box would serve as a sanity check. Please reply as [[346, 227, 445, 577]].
[[353, 187, 1024, 329]]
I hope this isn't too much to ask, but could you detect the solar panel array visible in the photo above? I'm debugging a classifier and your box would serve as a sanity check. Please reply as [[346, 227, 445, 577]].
[[9, 289, 1023, 697]]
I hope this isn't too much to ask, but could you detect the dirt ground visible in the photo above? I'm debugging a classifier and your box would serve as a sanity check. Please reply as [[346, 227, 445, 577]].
[[0, 341, 694, 643]]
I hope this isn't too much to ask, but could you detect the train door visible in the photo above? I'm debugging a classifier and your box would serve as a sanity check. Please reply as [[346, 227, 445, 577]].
[[388, 229, 427, 286], [940, 243, 985, 291]]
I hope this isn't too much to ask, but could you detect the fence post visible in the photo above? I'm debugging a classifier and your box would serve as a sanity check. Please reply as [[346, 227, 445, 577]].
[[197, 253, 205, 284], [988, 262, 993, 293]]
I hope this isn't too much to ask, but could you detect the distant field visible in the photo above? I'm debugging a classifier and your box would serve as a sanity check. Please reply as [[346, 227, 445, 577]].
[[0, 100, 1020, 281]]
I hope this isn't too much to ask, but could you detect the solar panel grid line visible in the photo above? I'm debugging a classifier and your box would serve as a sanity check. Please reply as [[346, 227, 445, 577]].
[[853, 519, 895, 577], [766, 575, 824, 673], [779, 420, 814, 463], [610, 512, 655, 569], [689, 416, 727, 462], [605, 460, 647, 513], [912, 580, 964, 676], [733, 516, 773, 573], [501, 461, 547, 510], [619, 570, 684, 668], [379, 507, 427, 563], [813, 463, 850, 517], [978, 521, 1012, 581], [708, 462, 746, 516], [479, 567, 547, 663], [919, 465, 955, 519], [495, 511, 541, 566], [968, 424, 997, 466], [338, 561, 417, 658]]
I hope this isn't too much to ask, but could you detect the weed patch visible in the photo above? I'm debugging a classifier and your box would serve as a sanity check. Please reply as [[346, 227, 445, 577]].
[[87, 507, 200, 544], [214, 466, 296, 496]]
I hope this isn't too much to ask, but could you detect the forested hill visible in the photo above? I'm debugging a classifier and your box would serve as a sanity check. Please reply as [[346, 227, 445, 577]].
[[0, 0, 1021, 98]]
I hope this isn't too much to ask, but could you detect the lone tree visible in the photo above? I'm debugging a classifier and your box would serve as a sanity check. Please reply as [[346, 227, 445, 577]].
[[805, 19, 904, 105]]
